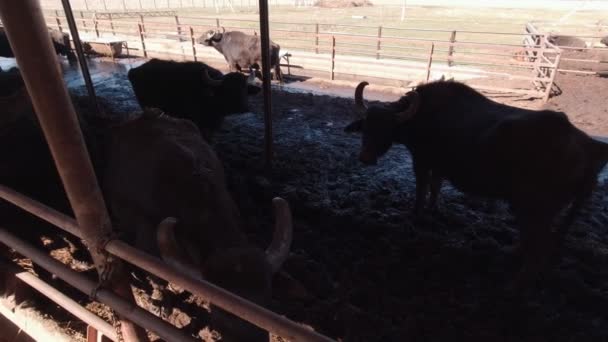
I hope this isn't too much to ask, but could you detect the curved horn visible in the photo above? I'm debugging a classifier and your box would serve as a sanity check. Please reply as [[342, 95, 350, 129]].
[[156, 217, 203, 280], [354, 81, 369, 115], [395, 91, 421, 123], [265, 197, 293, 274], [221, 26, 226, 34], [201, 68, 222, 87]]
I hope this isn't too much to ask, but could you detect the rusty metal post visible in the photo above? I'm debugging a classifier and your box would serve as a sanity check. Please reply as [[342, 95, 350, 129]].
[[55, 10, 63, 31], [216, 17, 221, 28], [139, 23, 147, 58], [447, 30, 456, 67], [175, 15, 183, 41], [425, 42, 434, 82], [109, 13, 115, 36], [376, 25, 382, 59], [61, 0, 100, 118], [190, 26, 197, 61], [259, 0, 274, 167], [330, 36, 336, 80], [315, 23, 319, 53], [80, 11, 89, 34], [0, 1, 146, 341]]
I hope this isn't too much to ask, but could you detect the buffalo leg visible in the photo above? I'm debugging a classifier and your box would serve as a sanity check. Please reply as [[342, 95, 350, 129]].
[[428, 171, 442, 211], [412, 160, 431, 216], [512, 214, 555, 290]]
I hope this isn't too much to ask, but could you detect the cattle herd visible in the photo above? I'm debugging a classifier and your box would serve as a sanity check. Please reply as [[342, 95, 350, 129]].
[[1, 27, 608, 340]]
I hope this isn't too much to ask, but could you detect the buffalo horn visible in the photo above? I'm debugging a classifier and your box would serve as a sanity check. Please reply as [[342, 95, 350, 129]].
[[265, 198, 293, 274], [156, 217, 203, 280], [201, 68, 222, 87], [354, 81, 369, 115], [221, 26, 226, 34], [395, 90, 421, 123]]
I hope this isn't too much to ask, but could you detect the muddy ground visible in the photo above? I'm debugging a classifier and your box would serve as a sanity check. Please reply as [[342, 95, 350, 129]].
[[2, 59, 608, 341]]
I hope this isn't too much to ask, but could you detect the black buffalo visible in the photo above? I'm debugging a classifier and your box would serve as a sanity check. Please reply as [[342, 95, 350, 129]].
[[0, 27, 76, 61], [548, 34, 587, 50], [200, 28, 283, 83], [345, 80, 608, 288], [127, 58, 261, 140], [601, 36, 608, 47]]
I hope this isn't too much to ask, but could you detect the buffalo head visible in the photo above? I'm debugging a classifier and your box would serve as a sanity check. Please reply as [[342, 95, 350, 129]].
[[200, 27, 225, 46], [202, 67, 261, 114], [345, 81, 420, 165], [156, 197, 292, 301]]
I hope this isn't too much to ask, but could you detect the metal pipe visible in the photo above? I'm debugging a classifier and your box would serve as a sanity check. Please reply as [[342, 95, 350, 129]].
[[0, 228, 195, 342], [0, 188, 335, 341], [0, 2, 145, 341], [0, 259, 117, 341], [258, 0, 274, 167], [105, 240, 335, 342], [61, 0, 100, 115]]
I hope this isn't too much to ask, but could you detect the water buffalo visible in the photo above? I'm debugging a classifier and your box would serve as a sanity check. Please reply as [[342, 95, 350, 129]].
[[127, 59, 261, 141], [345, 80, 608, 288], [601, 36, 608, 47], [199, 27, 284, 83], [548, 34, 587, 50], [0, 27, 76, 61], [101, 110, 293, 339]]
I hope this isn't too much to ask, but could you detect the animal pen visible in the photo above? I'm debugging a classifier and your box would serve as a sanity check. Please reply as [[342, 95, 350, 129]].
[[0, 1, 333, 341], [41, 9, 571, 101]]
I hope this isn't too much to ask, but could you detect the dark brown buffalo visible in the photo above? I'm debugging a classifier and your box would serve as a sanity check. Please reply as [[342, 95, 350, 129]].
[[200, 27, 283, 83], [345, 80, 608, 288], [102, 110, 293, 339], [127, 59, 261, 141], [601, 36, 608, 47]]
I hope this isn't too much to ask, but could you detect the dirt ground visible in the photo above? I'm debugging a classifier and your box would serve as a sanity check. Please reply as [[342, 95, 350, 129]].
[[2, 60, 608, 341]]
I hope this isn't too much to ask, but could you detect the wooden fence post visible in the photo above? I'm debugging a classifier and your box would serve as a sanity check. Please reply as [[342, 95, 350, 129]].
[[543, 52, 561, 103], [330, 36, 336, 80], [448, 30, 456, 67], [315, 23, 319, 54], [55, 10, 63, 32], [109, 13, 115, 36], [425, 42, 434, 82], [376, 25, 382, 59], [190, 26, 197, 62], [138, 23, 147, 58]]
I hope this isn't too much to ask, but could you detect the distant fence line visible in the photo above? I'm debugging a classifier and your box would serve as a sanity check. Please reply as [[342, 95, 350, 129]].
[[42, 10, 565, 100]]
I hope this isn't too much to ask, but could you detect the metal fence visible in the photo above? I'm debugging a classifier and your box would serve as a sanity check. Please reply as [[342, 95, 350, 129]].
[[45, 10, 563, 100]]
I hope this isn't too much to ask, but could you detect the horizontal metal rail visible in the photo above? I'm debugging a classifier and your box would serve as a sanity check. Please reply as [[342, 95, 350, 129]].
[[0, 259, 117, 341], [0, 228, 195, 342], [0, 186, 335, 342]]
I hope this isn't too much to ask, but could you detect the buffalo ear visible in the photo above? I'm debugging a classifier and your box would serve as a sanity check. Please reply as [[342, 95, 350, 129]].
[[247, 84, 261, 95], [344, 119, 364, 133]]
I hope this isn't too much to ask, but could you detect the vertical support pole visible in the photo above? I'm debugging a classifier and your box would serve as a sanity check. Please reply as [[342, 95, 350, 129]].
[[448, 30, 456, 67], [258, 0, 274, 168], [190, 26, 197, 61], [216, 18, 221, 28], [138, 23, 147, 58], [330, 36, 336, 80], [376, 26, 382, 60], [315, 23, 319, 54], [0, 1, 146, 341], [109, 13, 115, 36], [55, 10, 63, 31], [122, 0, 127, 11], [425, 42, 434, 82], [94, 15, 100, 38], [103, 0, 108, 11], [80, 11, 88, 34], [84, 0, 90, 11], [175, 15, 183, 41]]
